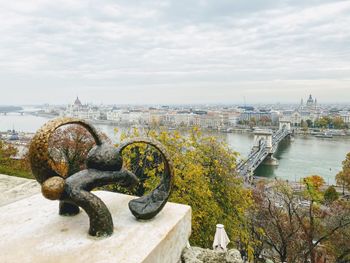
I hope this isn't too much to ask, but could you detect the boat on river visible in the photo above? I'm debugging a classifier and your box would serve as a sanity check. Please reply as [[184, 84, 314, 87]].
[[315, 132, 333, 138]]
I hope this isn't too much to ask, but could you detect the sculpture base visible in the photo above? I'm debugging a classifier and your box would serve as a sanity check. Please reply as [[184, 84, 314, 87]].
[[0, 174, 40, 206], [0, 191, 191, 263]]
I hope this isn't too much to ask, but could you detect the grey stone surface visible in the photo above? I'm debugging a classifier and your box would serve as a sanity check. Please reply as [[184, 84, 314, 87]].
[[0, 174, 40, 207], [226, 249, 244, 263], [182, 247, 243, 263], [0, 190, 191, 263]]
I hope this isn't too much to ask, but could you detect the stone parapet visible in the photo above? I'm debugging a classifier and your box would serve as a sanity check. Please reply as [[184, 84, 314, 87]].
[[0, 191, 191, 263]]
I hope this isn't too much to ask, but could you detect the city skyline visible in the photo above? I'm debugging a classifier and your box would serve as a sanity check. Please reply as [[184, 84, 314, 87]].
[[0, 0, 350, 104], [1, 93, 349, 107]]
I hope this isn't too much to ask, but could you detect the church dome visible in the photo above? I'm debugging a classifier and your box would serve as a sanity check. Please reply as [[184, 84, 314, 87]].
[[9, 130, 19, 141], [307, 94, 313, 104]]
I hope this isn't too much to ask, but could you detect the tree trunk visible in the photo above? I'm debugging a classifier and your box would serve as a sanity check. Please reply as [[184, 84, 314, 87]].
[[309, 240, 316, 263]]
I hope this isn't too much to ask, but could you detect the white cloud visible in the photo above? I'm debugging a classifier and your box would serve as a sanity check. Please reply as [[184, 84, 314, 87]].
[[0, 0, 349, 104]]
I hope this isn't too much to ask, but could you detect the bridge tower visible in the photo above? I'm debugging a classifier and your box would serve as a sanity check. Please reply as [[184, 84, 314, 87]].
[[279, 120, 291, 131], [253, 129, 279, 166], [253, 130, 273, 152]]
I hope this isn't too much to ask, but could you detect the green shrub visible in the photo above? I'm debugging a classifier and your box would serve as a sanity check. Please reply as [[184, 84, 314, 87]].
[[324, 185, 339, 204]]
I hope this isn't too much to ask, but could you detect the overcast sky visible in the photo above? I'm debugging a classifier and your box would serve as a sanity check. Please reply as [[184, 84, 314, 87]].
[[0, 0, 349, 105]]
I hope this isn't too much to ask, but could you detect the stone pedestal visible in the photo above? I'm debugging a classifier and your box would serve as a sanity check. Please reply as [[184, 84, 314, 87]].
[[0, 174, 40, 206], [0, 191, 191, 263]]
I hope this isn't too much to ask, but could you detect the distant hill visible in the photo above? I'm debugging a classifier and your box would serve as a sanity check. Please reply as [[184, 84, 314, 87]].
[[0, 106, 23, 113]]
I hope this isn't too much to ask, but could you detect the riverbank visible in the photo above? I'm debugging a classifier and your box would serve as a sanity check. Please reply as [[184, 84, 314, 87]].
[[4, 112, 350, 138], [224, 126, 350, 139], [258, 177, 350, 197], [1, 113, 349, 184]]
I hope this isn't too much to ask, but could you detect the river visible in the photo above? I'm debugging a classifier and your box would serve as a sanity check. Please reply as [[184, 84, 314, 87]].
[[1, 113, 349, 184]]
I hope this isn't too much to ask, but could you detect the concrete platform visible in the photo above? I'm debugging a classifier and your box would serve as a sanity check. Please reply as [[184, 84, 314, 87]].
[[0, 174, 40, 206], [0, 191, 191, 263]]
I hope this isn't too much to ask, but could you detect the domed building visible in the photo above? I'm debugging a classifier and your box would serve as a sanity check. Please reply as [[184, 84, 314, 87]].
[[282, 94, 321, 127], [8, 129, 19, 141], [306, 94, 317, 109], [74, 96, 82, 107], [63, 97, 101, 120]]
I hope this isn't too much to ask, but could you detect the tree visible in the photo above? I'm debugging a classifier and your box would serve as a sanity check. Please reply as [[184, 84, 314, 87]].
[[336, 153, 350, 195], [249, 117, 257, 127], [315, 117, 331, 129], [113, 128, 254, 251], [249, 178, 350, 263], [333, 117, 345, 129], [249, 181, 303, 263], [324, 201, 350, 262], [306, 119, 313, 128], [260, 116, 271, 126], [295, 176, 350, 263], [301, 120, 308, 133], [0, 140, 31, 178], [0, 140, 17, 164], [323, 186, 339, 204], [336, 172, 350, 195], [303, 175, 325, 191], [49, 125, 97, 177]]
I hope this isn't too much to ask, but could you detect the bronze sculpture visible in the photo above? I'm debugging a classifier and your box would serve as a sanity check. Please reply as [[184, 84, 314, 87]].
[[28, 117, 173, 237]]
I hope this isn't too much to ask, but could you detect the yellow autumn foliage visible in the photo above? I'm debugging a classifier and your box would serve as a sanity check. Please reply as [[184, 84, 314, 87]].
[[110, 127, 254, 249]]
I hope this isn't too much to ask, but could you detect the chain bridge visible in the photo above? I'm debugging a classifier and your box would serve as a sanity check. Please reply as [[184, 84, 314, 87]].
[[236, 120, 292, 179]]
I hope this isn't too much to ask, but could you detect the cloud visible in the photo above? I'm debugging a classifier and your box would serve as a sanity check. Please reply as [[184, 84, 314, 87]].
[[0, 0, 349, 104]]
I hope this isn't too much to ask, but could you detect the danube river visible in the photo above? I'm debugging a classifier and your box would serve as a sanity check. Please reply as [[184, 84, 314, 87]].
[[2, 113, 350, 184]]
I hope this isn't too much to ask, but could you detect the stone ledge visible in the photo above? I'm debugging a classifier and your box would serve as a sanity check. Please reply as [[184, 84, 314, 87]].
[[0, 191, 191, 263], [182, 247, 243, 263], [0, 174, 40, 206]]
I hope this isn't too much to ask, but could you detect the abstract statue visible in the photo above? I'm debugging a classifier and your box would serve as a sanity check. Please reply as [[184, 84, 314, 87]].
[[28, 117, 173, 237]]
